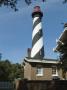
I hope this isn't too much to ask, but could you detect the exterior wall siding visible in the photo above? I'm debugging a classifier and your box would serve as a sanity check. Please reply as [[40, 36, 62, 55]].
[[24, 62, 32, 80], [58, 68, 63, 80], [24, 58, 67, 80], [24, 62, 61, 80], [65, 71, 67, 80]]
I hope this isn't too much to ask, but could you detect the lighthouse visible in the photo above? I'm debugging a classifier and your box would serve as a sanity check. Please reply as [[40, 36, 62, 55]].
[[23, 6, 60, 80], [31, 6, 44, 59]]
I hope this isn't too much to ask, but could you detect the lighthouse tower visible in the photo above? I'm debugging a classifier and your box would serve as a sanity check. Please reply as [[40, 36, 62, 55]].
[[23, 6, 60, 80], [31, 6, 44, 59]]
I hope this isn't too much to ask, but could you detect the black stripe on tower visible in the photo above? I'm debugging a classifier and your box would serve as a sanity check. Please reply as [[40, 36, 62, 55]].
[[32, 29, 43, 47], [32, 12, 43, 18], [33, 46, 44, 59], [33, 16, 41, 30]]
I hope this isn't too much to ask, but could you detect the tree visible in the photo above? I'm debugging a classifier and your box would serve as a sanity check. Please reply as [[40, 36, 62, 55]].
[[9, 63, 24, 81], [0, 0, 46, 11], [63, 0, 67, 3], [0, 60, 24, 81], [0, 0, 67, 11], [0, 60, 11, 80], [0, 0, 18, 11], [60, 54, 67, 79]]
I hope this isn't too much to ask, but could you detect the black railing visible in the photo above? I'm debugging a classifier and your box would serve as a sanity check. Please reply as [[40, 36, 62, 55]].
[[15, 79, 67, 90], [0, 81, 14, 90]]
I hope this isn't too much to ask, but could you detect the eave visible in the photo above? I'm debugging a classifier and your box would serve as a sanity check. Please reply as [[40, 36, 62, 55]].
[[53, 27, 67, 52], [24, 57, 59, 64]]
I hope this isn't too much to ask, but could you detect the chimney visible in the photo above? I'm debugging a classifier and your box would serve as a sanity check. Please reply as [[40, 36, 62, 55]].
[[27, 48, 31, 58]]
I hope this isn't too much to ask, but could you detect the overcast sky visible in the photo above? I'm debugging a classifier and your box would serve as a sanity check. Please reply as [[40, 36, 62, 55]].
[[0, 0, 67, 63]]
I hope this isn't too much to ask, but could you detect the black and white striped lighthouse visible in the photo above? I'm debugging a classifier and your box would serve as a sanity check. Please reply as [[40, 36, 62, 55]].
[[31, 6, 44, 59]]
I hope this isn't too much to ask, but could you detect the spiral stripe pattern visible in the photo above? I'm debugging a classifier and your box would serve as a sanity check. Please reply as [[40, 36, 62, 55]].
[[31, 15, 44, 59]]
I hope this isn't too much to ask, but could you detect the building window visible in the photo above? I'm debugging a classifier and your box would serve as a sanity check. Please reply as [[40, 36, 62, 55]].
[[52, 67, 56, 75], [52, 66, 59, 77], [36, 67, 43, 76]]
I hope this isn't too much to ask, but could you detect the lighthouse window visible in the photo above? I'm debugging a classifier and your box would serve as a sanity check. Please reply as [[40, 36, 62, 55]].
[[36, 67, 43, 76]]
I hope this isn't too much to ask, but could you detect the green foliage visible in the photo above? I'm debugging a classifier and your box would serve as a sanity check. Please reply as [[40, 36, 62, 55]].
[[0, 0, 18, 11], [0, 0, 45, 11], [0, 60, 24, 81], [9, 63, 24, 80], [25, 0, 45, 5], [63, 0, 67, 3], [0, 0, 67, 11]]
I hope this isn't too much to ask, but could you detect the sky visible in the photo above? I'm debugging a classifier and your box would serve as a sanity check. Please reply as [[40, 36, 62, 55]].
[[0, 0, 67, 63]]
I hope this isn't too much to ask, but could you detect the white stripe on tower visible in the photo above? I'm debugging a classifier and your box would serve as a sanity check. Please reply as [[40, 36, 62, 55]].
[[33, 17, 39, 24], [32, 22, 42, 39], [31, 6, 44, 59], [31, 37, 43, 58]]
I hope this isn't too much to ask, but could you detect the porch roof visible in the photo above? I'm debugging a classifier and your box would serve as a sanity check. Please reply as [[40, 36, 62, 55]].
[[53, 26, 67, 52], [24, 57, 59, 64]]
